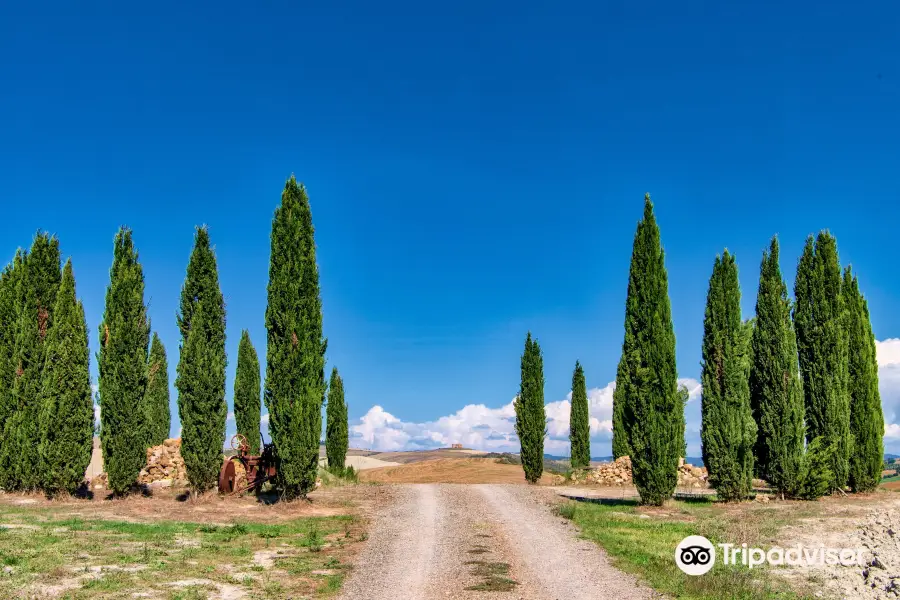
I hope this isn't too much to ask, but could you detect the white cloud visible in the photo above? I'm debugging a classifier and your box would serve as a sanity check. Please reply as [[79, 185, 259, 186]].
[[877, 339, 900, 450], [877, 339, 900, 368], [350, 376, 703, 456], [226, 411, 235, 422], [351, 403, 518, 452], [345, 338, 900, 456], [885, 423, 900, 441], [681, 378, 702, 402]]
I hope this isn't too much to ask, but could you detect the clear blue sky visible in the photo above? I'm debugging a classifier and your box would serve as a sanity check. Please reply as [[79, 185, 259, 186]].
[[2, 1, 899, 453]]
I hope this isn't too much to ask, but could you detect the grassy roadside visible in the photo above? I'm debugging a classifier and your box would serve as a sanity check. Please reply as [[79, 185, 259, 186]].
[[0, 503, 364, 599], [558, 498, 821, 600]]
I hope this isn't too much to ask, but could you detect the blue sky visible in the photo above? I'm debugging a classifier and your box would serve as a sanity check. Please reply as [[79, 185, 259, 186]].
[[2, 1, 899, 456]]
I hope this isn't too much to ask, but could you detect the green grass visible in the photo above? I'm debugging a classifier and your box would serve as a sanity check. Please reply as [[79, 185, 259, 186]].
[[0, 505, 360, 599], [318, 466, 359, 487], [169, 587, 211, 600], [880, 474, 900, 483], [464, 560, 518, 592], [563, 499, 819, 600]]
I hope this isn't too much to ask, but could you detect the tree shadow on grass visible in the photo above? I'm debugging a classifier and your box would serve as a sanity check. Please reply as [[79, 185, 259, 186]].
[[104, 483, 153, 501], [565, 496, 641, 507]]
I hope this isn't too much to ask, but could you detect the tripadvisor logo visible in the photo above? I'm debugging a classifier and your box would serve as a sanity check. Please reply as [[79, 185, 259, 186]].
[[675, 535, 866, 576], [676, 535, 716, 575]]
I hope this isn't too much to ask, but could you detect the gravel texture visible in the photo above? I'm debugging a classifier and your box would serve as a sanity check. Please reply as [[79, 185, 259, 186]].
[[339, 483, 655, 600], [786, 508, 900, 599], [339, 485, 438, 600], [478, 484, 656, 599]]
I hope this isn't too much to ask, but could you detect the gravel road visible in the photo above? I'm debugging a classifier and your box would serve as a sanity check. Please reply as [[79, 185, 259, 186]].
[[339, 483, 655, 600]]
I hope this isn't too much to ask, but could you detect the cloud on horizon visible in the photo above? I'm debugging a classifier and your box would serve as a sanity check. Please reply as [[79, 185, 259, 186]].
[[350, 339, 900, 456], [877, 338, 900, 445], [351, 377, 701, 455]]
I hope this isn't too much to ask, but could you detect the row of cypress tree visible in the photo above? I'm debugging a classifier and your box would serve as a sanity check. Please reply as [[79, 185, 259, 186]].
[[0, 176, 349, 499], [0, 235, 95, 495], [606, 195, 883, 504]]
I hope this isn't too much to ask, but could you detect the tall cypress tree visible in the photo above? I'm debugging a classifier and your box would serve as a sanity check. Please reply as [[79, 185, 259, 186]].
[[749, 237, 804, 495], [39, 260, 94, 495], [326, 367, 348, 470], [233, 330, 261, 455], [0, 234, 61, 491], [98, 227, 150, 495], [265, 176, 327, 499], [145, 333, 171, 446], [844, 268, 884, 493], [515, 332, 545, 483], [793, 232, 850, 492], [616, 195, 681, 505], [700, 251, 756, 501], [177, 303, 226, 492], [176, 226, 227, 493], [0, 251, 26, 483], [677, 384, 689, 459], [569, 361, 590, 469], [611, 357, 630, 459]]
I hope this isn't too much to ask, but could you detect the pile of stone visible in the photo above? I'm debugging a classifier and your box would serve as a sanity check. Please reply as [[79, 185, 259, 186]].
[[677, 460, 709, 489], [91, 438, 191, 490], [90, 472, 108, 489], [577, 456, 709, 488], [138, 438, 188, 487], [581, 456, 634, 486]]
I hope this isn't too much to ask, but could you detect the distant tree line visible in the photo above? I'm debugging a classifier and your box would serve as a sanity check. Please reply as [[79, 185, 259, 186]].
[[0, 175, 349, 498], [520, 194, 883, 504]]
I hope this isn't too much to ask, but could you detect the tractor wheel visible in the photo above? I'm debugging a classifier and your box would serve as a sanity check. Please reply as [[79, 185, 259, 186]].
[[218, 458, 237, 495]]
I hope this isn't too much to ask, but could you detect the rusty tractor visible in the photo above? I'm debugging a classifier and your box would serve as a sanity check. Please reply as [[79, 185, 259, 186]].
[[218, 433, 277, 495]]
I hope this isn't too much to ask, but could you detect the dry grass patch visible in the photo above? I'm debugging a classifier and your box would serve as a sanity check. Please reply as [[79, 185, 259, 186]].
[[0, 498, 367, 599]]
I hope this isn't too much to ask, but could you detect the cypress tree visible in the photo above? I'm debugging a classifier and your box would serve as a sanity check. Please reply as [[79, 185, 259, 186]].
[[233, 330, 261, 454], [677, 384, 689, 459], [793, 437, 833, 500], [844, 268, 884, 493], [0, 234, 61, 491], [749, 237, 804, 495], [145, 333, 171, 446], [265, 176, 327, 499], [0, 251, 26, 482], [793, 232, 850, 491], [611, 357, 630, 459], [326, 367, 348, 470], [98, 227, 151, 495], [177, 303, 226, 492], [176, 226, 227, 493], [514, 332, 545, 483], [616, 195, 681, 505], [569, 361, 590, 469], [38, 260, 93, 496], [700, 251, 756, 501]]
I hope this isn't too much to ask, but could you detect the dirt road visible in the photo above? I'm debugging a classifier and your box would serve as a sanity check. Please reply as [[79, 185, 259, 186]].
[[339, 483, 655, 600]]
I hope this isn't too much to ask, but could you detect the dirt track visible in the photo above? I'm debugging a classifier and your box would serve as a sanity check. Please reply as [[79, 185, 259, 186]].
[[339, 483, 654, 600], [358, 458, 562, 484]]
